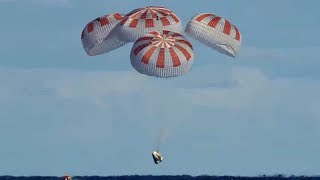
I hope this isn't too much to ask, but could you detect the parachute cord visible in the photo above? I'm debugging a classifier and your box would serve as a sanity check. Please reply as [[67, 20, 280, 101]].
[[155, 127, 164, 152], [155, 136, 160, 152]]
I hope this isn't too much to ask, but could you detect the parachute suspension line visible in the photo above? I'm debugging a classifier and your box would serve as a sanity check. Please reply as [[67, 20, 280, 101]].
[[155, 127, 162, 152], [155, 126, 168, 152], [156, 142, 160, 152]]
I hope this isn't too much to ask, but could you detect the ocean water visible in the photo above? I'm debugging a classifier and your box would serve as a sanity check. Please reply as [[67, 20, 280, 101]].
[[0, 175, 319, 180]]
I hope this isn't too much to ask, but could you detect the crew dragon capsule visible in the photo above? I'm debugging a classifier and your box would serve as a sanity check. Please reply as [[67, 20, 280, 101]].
[[152, 151, 164, 164]]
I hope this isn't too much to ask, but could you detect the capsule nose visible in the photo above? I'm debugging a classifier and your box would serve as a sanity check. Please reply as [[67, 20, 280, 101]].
[[152, 151, 157, 156]]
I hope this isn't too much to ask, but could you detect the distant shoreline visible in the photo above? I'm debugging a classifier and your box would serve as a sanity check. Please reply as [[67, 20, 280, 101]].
[[1, 175, 320, 180]]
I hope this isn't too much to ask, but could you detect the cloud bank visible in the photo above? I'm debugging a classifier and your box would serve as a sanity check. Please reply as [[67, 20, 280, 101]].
[[0, 64, 319, 175]]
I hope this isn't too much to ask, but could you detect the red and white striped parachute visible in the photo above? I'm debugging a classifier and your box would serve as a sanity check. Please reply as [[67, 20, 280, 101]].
[[113, 6, 183, 43], [185, 13, 242, 57], [81, 13, 127, 56], [130, 30, 194, 78]]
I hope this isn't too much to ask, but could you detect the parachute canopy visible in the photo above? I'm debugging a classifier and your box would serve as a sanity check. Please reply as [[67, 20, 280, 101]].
[[185, 13, 241, 57], [130, 30, 194, 78], [81, 13, 127, 56], [113, 6, 183, 43]]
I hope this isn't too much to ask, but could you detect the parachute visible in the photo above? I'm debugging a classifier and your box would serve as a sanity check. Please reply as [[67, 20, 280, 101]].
[[130, 30, 194, 78], [112, 6, 183, 43], [80, 7, 243, 165], [185, 13, 241, 57], [81, 13, 127, 56]]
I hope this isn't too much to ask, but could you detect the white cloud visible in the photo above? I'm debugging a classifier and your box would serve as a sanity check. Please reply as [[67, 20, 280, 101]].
[[1, 65, 320, 175], [240, 46, 320, 59], [1, 65, 319, 120], [185, 66, 319, 110]]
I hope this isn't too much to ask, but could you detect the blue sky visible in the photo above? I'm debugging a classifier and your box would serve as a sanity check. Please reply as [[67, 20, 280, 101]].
[[1, 0, 320, 177]]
